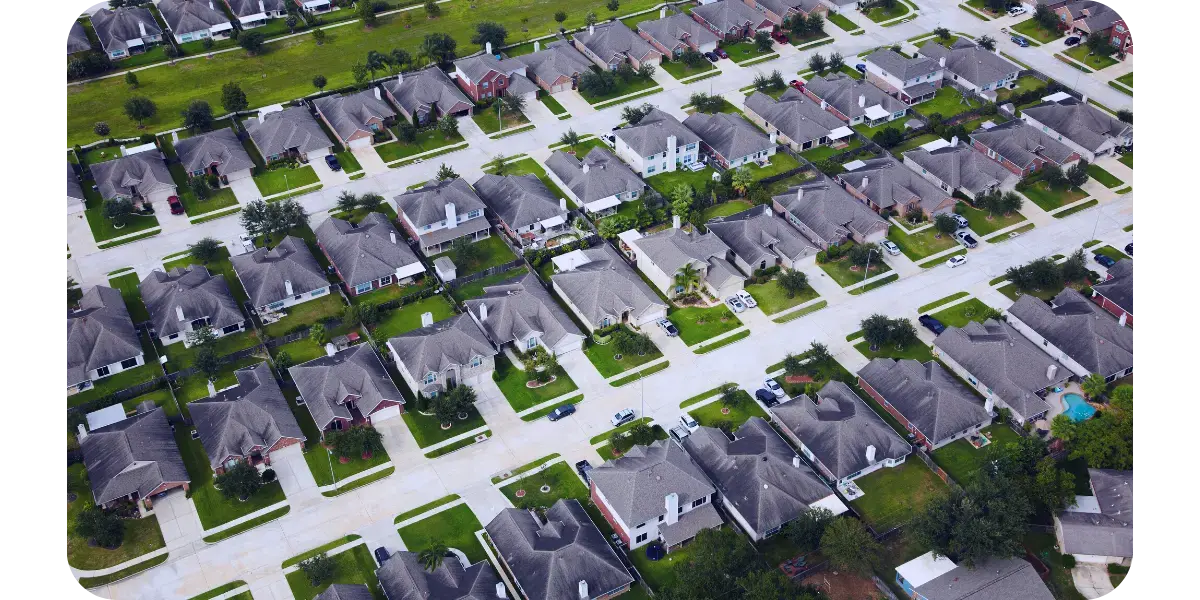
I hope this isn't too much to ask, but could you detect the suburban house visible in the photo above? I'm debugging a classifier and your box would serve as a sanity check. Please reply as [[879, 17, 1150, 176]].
[[573, 21, 662, 70], [464, 273, 585, 356], [245, 106, 334, 163], [514, 39, 595, 93], [1109, 18, 1132, 54], [387, 313, 497, 398], [158, 0, 233, 44], [932, 319, 1069, 424], [394, 178, 492, 256], [1005, 289, 1133, 382], [1091, 259, 1132, 325], [706, 205, 814, 273], [91, 6, 164, 60], [1020, 94, 1133, 161], [690, 0, 774, 41], [1055, 1, 1123, 38], [917, 39, 1021, 100], [838, 157, 957, 218], [68, 163, 86, 215], [895, 553, 1054, 600], [1054, 468, 1133, 564], [225, 0, 287, 29], [862, 49, 944, 106], [174, 128, 256, 184], [485, 499, 634, 600], [473, 173, 570, 247], [772, 177, 890, 249], [821, 0, 859, 13], [315, 585, 372, 600], [295, 0, 333, 14], [743, 0, 829, 27], [377, 550, 504, 600], [230, 235, 330, 315], [90, 150, 177, 208], [79, 406, 189, 510], [902, 141, 1018, 199], [189, 362, 305, 475], [683, 112, 776, 169], [623, 222, 745, 301], [550, 245, 669, 331], [139, 266, 245, 347], [544, 148, 645, 215], [613, 108, 702, 178], [67, 286, 145, 392], [383, 68, 475, 126], [313, 88, 397, 150], [857, 358, 993, 451], [452, 54, 539, 104], [743, 88, 851, 153], [681, 417, 847, 541], [802, 73, 909, 127], [590, 439, 722, 551], [289, 344, 406, 434], [314, 213, 425, 298], [969, 120, 1080, 177], [770, 380, 911, 488], [68, 21, 92, 55], [637, 8, 720, 57]]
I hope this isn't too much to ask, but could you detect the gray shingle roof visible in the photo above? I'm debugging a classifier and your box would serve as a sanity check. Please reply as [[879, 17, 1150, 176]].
[[68, 21, 92, 54], [1056, 468, 1132, 557], [92, 7, 163, 55], [857, 358, 991, 445], [1063, 1, 1121, 32], [933, 319, 1066, 420], [864, 49, 940, 81], [246, 106, 332, 158], [68, 162, 86, 202], [387, 314, 496, 393], [464, 273, 583, 351], [803, 73, 908, 122], [158, 0, 231, 34], [189, 362, 305, 470], [840, 156, 953, 214], [744, 88, 845, 145], [757, 0, 827, 15], [231, 235, 328, 308], [473, 173, 567, 232], [632, 227, 743, 290], [227, 0, 286, 18], [395, 178, 487, 230], [314, 89, 397, 144], [139, 265, 244, 339], [81, 407, 189, 505], [682, 417, 835, 535], [288, 344, 404, 429], [68, 286, 142, 387], [914, 556, 1055, 600], [1008, 289, 1133, 377], [590, 439, 715, 527], [770, 381, 910, 481], [615, 108, 701, 158], [174, 128, 256, 176], [383, 68, 474, 123], [970, 120, 1076, 169], [903, 144, 1017, 197], [314, 584, 375, 600], [1022, 98, 1132, 153], [683, 112, 773, 162], [377, 551, 502, 600], [773, 176, 889, 245], [636, 13, 719, 51], [692, 0, 767, 32], [544, 148, 644, 205], [90, 152, 176, 201], [573, 21, 656, 64], [919, 38, 1020, 89], [486, 499, 633, 600], [315, 213, 421, 289], [659, 502, 724, 548], [706, 204, 815, 268], [551, 246, 667, 327], [454, 53, 525, 83], [515, 40, 594, 88], [1092, 259, 1131, 314]]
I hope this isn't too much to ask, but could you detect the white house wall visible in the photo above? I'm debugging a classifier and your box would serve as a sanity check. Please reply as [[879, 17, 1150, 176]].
[[259, 285, 330, 314], [1020, 113, 1111, 162]]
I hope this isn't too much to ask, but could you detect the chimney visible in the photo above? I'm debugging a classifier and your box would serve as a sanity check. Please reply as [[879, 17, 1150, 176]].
[[284, 280, 294, 295], [390, 231, 397, 244], [858, 94, 866, 108], [665, 493, 679, 525], [660, 7, 667, 18], [496, 582, 507, 598], [866, 445, 877, 464], [421, 312, 434, 327], [984, 397, 995, 413], [534, 40, 541, 53], [938, 56, 946, 68], [820, 99, 828, 110], [795, 187, 804, 201], [176, 306, 186, 322], [77, 424, 88, 441], [325, 342, 338, 356], [445, 202, 457, 229], [589, 24, 595, 35], [1046, 364, 1058, 380], [138, 21, 147, 38], [559, 198, 567, 211], [861, 176, 869, 190], [769, 131, 778, 144], [950, 135, 959, 147], [209, 1, 215, 10], [375, 87, 382, 101], [396, 72, 404, 87], [486, 41, 493, 55], [672, 214, 681, 229], [582, 162, 590, 174], [667, 134, 678, 169], [792, 455, 801, 468], [1080, 94, 1088, 104], [480, 303, 489, 322], [260, 0, 266, 12], [1118, 313, 1127, 327], [207, 380, 217, 396]]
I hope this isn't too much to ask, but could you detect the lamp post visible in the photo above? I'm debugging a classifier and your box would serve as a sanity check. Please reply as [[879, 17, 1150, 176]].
[[862, 247, 878, 285], [326, 447, 336, 489]]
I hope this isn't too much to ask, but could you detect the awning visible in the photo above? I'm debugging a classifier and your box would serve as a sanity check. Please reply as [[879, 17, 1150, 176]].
[[540, 214, 567, 229], [828, 126, 853, 140], [919, 138, 951, 152], [863, 105, 890, 121], [584, 195, 622, 213]]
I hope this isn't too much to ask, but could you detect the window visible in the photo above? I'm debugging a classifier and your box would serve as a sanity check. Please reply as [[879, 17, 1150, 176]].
[[527, 337, 538, 350], [168, 332, 179, 340], [424, 372, 437, 385], [630, 190, 638, 198], [482, 81, 489, 89], [380, 275, 393, 286], [96, 366, 110, 377], [467, 210, 481, 219], [120, 357, 139, 370], [686, 143, 696, 151], [222, 323, 241, 334], [691, 496, 706, 508], [471, 356, 483, 367], [311, 288, 325, 297], [268, 301, 285, 310], [355, 282, 373, 294], [647, 165, 656, 174], [658, 515, 665, 523], [635, 533, 649, 544], [636, 522, 646, 529]]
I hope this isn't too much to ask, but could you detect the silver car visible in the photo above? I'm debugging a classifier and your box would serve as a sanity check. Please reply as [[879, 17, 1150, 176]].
[[735, 290, 757, 309], [726, 295, 746, 313], [881, 240, 901, 256]]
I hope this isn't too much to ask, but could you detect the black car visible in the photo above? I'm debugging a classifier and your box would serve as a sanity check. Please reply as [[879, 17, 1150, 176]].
[[705, 51, 719, 62], [918, 314, 946, 335], [374, 547, 390, 564], [547, 403, 576, 421], [325, 154, 342, 171], [1094, 254, 1117, 268], [1065, 36, 1081, 47], [1124, 242, 1132, 256], [755, 388, 779, 407], [576, 460, 593, 484]]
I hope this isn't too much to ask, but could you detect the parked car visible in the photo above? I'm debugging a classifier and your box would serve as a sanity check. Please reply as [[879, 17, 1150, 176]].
[[715, 48, 728, 59], [611, 408, 636, 427], [547, 403, 576, 421], [755, 388, 780, 407], [237, 233, 257, 255], [726, 295, 746, 313], [855, 63, 867, 74], [952, 214, 970, 229], [763, 378, 785, 399], [705, 51, 719, 62], [946, 255, 968, 268], [882, 240, 901, 256], [657, 318, 679, 337], [955, 230, 978, 248], [1007, 6, 1027, 17], [1010, 35, 1030, 47], [789, 79, 804, 91], [1124, 242, 1132, 256], [680, 413, 699, 431], [575, 460, 593, 484], [167, 195, 185, 215], [736, 290, 758, 309], [918, 314, 946, 335], [771, 30, 789, 44], [1094, 254, 1117, 268], [669, 425, 691, 443], [1065, 36, 1081, 47], [325, 154, 342, 171], [374, 547, 390, 564]]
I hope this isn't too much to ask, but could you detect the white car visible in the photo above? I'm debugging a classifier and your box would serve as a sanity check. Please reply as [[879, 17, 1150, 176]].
[[679, 414, 699, 431], [726, 295, 746, 313], [763, 378, 785, 399], [947, 255, 968, 268], [611, 408, 636, 427], [881, 240, 901, 256], [1007, 6, 1027, 17], [735, 290, 758, 309]]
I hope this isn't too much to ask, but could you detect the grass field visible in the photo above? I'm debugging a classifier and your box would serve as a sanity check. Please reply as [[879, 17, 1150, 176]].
[[668, 305, 742, 346], [369, 295, 456, 341], [818, 253, 893, 287], [931, 298, 995, 328], [931, 424, 1022, 484], [284, 544, 383, 600], [397, 504, 487, 564], [660, 58, 715, 81], [68, 464, 166, 570], [1011, 18, 1062, 44], [743, 278, 819, 315], [955, 202, 1026, 236], [493, 354, 579, 413], [914, 87, 976, 119], [1020, 181, 1087, 212], [584, 335, 664, 378], [851, 460, 947, 530], [889, 226, 958, 261], [1087, 164, 1124, 188], [688, 390, 768, 429], [374, 129, 464, 164], [499, 462, 589, 509], [427, 235, 518, 277]]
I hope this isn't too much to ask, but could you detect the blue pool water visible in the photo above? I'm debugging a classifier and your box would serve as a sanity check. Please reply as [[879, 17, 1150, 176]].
[[1061, 393, 1097, 422]]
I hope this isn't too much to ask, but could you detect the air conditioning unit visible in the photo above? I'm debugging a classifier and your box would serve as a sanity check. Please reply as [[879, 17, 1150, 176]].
[[190, 429, 200, 440], [295, 397, 306, 406]]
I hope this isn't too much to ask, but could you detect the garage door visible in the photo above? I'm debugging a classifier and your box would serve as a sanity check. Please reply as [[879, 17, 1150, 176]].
[[371, 405, 402, 423], [348, 136, 372, 150]]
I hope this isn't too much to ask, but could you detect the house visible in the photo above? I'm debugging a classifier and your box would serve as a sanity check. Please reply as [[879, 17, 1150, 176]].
[[189, 362, 305, 475], [902, 142, 1018, 200], [225, 0, 287, 29], [485, 499, 634, 600], [315, 585, 373, 600], [452, 54, 539, 104], [706, 205, 814, 273], [544, 148, 645, 215], [139, 266, 246, 347], [514, 39, 594, 93], [68, 163, 86, 215], [862, 49, 943, 106], [289, 344, 405, 434], [473, 174, 569, 247], [637, 9, 720, 57], [68, 21, 92, 55], [623, 222, 745, 300], [1109, 19, 1132, 54], [857, 358, 992, 451], [1020, 94, 1133, 161], [838, 157, 957, 218], [773, 177, 889, 250], [590, 439, 723, 551], [89, 150, 177, 208], [464, 273, 584, 356], [917, 39, 1021, 100], [314, 213, 425, 298], [895, 552, 1055, 600], [158, 0, 233, 44], [550, 245, 668, 331], [1054, 468, 1132, 563], [67, 286, 145, 392], [743, 88, 851, 153], [683, 112, 776, 169], [377, 550, 505, 600], [573, 21, 661, 71], [383, 68, 475, 126], [802, 73, 909, 127], [1091, 259, 1131, 325], [1055, 1, 1122, 37], [313, 88, 397, 150], [245, 106, 334, 163], [230, 235, 331, 314], [174, 127, 256, 184], [769, 380, 910, 487], [969, 120, 1080, 177], [681, 417, 846, 541], [690, 0, 774, 41], [387, 314, 497, 398], [744, 0, 829, 27], [91, 6, 164, 60], [79, 407, 189, 510], [295, 0, 333, 13], [1005, 289, 1133, 382], [932, 319, 1068, 424], [612, 108, 702, 178], [394, 178, 491, 256]]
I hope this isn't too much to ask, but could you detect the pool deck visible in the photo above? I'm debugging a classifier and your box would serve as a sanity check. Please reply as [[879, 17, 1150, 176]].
[[1039, 382, 1085, 427]]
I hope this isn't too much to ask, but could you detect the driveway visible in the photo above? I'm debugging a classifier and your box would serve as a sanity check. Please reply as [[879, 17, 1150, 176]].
[[270, 443, 317, 497], [153, 488, 202, 552], [352, 145, 389, 176], [1072, 563, 1116, 599], [312, 157, 351, 186], [227, 176, 262, 204]]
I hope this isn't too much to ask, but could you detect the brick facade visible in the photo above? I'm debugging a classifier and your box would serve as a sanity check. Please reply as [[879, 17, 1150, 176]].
[[1092, 291, 1132, 326], [590, 481, 631, 546], [858, 376, 932, 450]]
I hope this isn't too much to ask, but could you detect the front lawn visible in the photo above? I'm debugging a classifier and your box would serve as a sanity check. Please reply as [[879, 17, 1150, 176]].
[[396, 504, 487, 564], [175, 426, 287, 530], [583, 334, 664, 378], [579, 75, 660, 105], [499, 461, 589, 509], [743, 278, 820, 315], [427, 235, 519, 278], [303, 444, 392, 488], [915, 86, 976, 119], [668, 305, 742, 346], [369, 295, 457, 341], [86, 206, 160, 243], [851, 460, 947, 530], [954, 202, 1026, 236], [930, 298, 995, 328], [1064, 44, 1119, 70], [746, 152, 802, 180], [688, 390, 769, 429], [827, 12, 860, 32], [181, 186, 239, 217], [720, 40, 776, 64], [889, 226, 958, 261], [472, 103, 530, 134], [660, 58, 715, 81], [931, 424, 1023, 484], [493, 354, 579, 412], [1094, 245, 1129, 263], [253, 164, 320, 197], [1019, 181, 1088, 212], [700, 199, 753, 222], [1011, 18, 1063, 44], [67, 464, 167, 570], [1118, 152, 1132, 168], [864, 2, 910, 22], [401, 407, 487, 448], [818, 253, 893, 288], [539, 93, 570, 117], [551, 137, 607, 159], [285, 544, 383, 600], [375, 128, 465, 164], [260, 293, 348, 339], [1087, 164, 1124, 188], [647, 166, 720, 198]]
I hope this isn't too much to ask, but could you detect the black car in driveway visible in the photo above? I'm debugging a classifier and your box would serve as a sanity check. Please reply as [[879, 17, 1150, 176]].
[[547, 403, 576, 421], [1094, 254, 1117, 268], [374, 547, 390, 564], [575, 460, 593, 484], [755, 388, 779, 407], [918, 314, 946, 335], [1124, 242, 1133, 256], [325, 154, 342, 171]]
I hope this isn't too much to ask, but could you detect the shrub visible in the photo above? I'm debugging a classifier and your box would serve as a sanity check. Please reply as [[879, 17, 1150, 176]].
[[1062, 555, 1077, 569]]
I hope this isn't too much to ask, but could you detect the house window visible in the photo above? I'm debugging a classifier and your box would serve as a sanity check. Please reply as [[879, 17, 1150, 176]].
[[467, 210, 482, 219], [527, 337, 538, 350], [222, 323, 241, 334], [658, 515, 665, 522], [482, 82, 489, 89], [471, 356, 483, 368], [424, 372, 437, 385], [355, 282, 374, 294], [636, 522, 646, 529], [380, 275, 393, 286], [686, 143, 697, 151], [647, 165, 656, 174], [268, 301, 285, 310], [96, 366, 111, 377], [691, 496, 706, 508], [120, 357, 139, 370], [168, 333, 179, 340], [311, 288, 325, 297], [635, 533, 649, 544], [631, 190, 638, 198]]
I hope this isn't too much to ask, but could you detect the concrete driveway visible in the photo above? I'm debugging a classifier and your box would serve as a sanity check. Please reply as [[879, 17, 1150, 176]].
[[152, 488, 202, 552], [227, 177, 261, 204], [270, 443, 317, 497], [312, 157, 350, 186], [352, 145, 389, 176]]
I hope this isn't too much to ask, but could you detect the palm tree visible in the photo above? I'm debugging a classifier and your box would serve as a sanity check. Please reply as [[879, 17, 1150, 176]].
[[674, 263, 701, 296], [559, 129, 581, 151], [418, 542, 449, 571], [1080, 373, 1107, 399], [731, 167, 754, 197]]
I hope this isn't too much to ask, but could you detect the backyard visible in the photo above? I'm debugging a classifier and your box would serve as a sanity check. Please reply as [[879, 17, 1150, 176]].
[[284, 544, 384, 600], [995, 75, 1047, 103], [68, 331, 162, 409], [584, 334, 664, 378], [369, 295, 457, 341], [931, 424, 1023, 484], [427, 235, 519, 277], [668, 305, 742, 346], [800, 136, 863, 162], [259, 293, 348, 339], [493, 354, 580, 413], [396, 503, 487, 564], [851, 460, 947, 530], [746, 152, 802, 180], [700, 199, 753, 222], [449, 266, 529, 302], [647, 166, 720, 198], [499, 462, 589, 509], [743, 278, 820, 316], [914, 86, 976, 119]]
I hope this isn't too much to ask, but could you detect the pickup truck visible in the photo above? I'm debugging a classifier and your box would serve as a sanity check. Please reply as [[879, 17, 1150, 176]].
[[955, 230, 978, 249]]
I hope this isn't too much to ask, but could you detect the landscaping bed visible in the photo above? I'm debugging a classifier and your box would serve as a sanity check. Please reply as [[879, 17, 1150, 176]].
[[284, 544, 383, 600], [667, 305, 742, 346], [175, 426, 287, 530]]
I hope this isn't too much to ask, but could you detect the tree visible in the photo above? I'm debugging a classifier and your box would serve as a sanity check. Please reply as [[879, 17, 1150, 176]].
[[689, 92, 722, 114], [189, 237, 222, 264], [123, 96, 157, 127], [221, 81, 248, 113], [620, 103, 654, 125], [934, 213, 958, 238], [189, 176, 210, 200], [352, 61, 369, 87], [636, 62, 656, 80], [472, 21, 508, 51], [679, 47, 707, 68], [299, 553, 337, 585], [719, 382, 743, 408], [312, 28, 327, 45], [68, 277, 84, 308], [448, 384, 478, 414], [828, 51, 845, 73], [872, 127, 904, 148], [396, 120, 417, 143], [754, 30, 773, 52], [977, 34, 997, 51], [579, 69, 616, 96], [102, 198, 134, 227], [660, 528, 759, 598], [312, 74, 327, 92], [784, 506, 834, 551], [979, 189, 1005, 217], [1116, 109, 1132, 124], [195, 345, 222, 381], [431, 393, 459, 425], [343, 302, 380, 327], [239, 31, 266, 55], [420, 32, 457, 67], [214, 461, 263, 501], [285, 13, 299, 32], [366, 50, 387, 79], [1085, 32, 1117, 58], [418, 541, 449, 571], [437, 115, 460, 139], [181, 100, 213, 132], [558, 129, 582, 152], [607, 0, 619, 11], [500, 92, 526, 119], [668, 183, 694, 218], [75, 507, 125, 549], [331, 425, 386, 458], [806, 12, 824, 35], [674, 263, 702, 295], [821, 517, 882, 575], [358, 0, 379, 27], [738, 569, 821, 600], [777, 269, 809, 299], [125, 71, 139, 88], [1066, 159, 1090, 188], [846, 242, 879, 267], [890, 318, 918, 349], [425, 0, 441, 18], [309, 323, 327, 346], [1053, 386, 1132, 470], [94, 121, 111, 137], [912, 471, 1031, 567], [554, 11, 567, 26], [1000, 191, 1023, 215], [807, 52, 828, 75], [450, 237, 482, 266], [390, 48, 412, 73], [985, 0, 1007, 13], [1081, 373, 1108, 399], [933, 26, 951, 40], [358, 192, 384, 212], [436, 163, 458, 181], [585, 11, 598, 27], [1061, 249, 1089, 283], [861, 313, 891, 351], [727, 167, 752, 197], [1034, 4, 1060, 31], [335, 190, 359, 213]]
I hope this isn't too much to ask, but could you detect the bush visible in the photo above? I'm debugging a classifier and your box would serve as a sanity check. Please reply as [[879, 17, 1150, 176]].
[[815, 250, 828, 263], [1108, 564, 1129, 574], [1062, 555, 1077, 569], [261, 469, 277, 483]]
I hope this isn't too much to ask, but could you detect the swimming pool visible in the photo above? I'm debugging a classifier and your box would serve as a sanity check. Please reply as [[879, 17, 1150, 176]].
[[1061, 393, 1097, 422]]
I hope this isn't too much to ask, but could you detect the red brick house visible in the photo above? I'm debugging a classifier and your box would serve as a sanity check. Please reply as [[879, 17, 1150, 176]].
[[452, 53, 535, 103], [1091, 259, 1132, 326], [190, 363, 308, 474], [1109, 19, 1132, 54], [968, 120, 1081, 177], [289, 344, 406, 437], [743, 0, 829, 28]]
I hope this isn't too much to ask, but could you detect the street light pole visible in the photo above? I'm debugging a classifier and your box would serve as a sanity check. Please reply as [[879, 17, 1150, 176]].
[[863, 248, 877, 285], [327, 447, 336, 489]]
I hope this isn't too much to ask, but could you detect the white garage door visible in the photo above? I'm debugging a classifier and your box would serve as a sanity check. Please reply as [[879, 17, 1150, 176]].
[[348, 136, 372, 150], [371, 405, 402, 423]]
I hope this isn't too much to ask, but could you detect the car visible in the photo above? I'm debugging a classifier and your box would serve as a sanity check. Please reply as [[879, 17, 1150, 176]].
[[855, 63, 867, 74], [575, 460, 593, 484], [763, 378, 785, 399], [947, 255, 968, 268], [736, 290, 758, 309], [755, 388, 780, 407], [881, 240, 901, 256], [374, 547, 390, 564], [167, 195, 185, 215], [715, 48, 728, 59], [547, 403, 576, 421], [657, 318, 679, 337], [1065, 36, 1081, 47], [680, 413, 699, 431], [1124, 242, 1132, 256], [1094, 254, 1117, 268], [669, 425, 691, 443], [325, 154, 342, 171], [237, 233, 257, 255], [726, 295, 746, 313], [918, 314, 946, 335], [611, 408, 636, 427], [789, 79, 804, 91], [771, 30, 789, 44], [705, 51, 719, 62], [1007, 6, 1027, 17], [1010, 35, 1030, 47], [954, 230, 978, 248], [952, 214, 970, 229]]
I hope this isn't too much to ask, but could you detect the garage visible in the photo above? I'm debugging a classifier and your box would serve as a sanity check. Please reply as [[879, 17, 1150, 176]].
[[370, 404, 402, 423], [348, 135, 373, 150]]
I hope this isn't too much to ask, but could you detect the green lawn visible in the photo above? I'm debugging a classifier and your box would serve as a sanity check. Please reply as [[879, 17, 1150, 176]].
[[889, 226, 958, 261], [121, 386, 180, 419], [1064, 44, 1119, 70], [890, 133, 941, 157], [160, 330, 262, 373], [401, 407, 487, 448], [865, 2, 911, 22], [954, 202, 1026, 236], [107, 271, 151, 322], [668, 305, 742, 346], [930, 298, 995, 328], [449, 266, 529, 301], [720, 40, 776, 64], [428, 235, 519, 277], [688, 390, 769, 429], [660, 58, 715, 81], [175, 426, 287, 530], [369, 295, 457, 341], [397, 504, 487, 564], [177, 356, 266, 404], [376, 128, 464, 164], [1115, 72, 1132, 87], [743, 278, 820, 315], [499, 462, 589, 509], [67, 464, 167, 570], [818, 253, 893, 288], [539, 93, 570, 116], [629, 535, 700, 591], [915, 86, 977, 119], [1094, 245, 1129, 263], [1087, 164, 1124, 188], [493, 354, 579, 412], [188, 581, 250, 600], [1020, 181, 1088, 212], [853, 119, 904, 140], [964, 0, 1003, 18], [800, 136, 862, 163], [86, 206, 160, 244], [700, 199, 753, 222], [931, 424, 1022, 484], [578, 75, 659, 105], [182, 186, 239, 217], [472, 104, 530, 134], [260, 293, 348, 339], [285, 544, 384, 600], [1024, 532, 1089, 600], [851, 460, 947, 530], [551, 136, 607, 159], [746, 152, 802, 180], [163, 247, 249, 304], [584, 335, 664, 378], [303, 444, 392, 488], [1011, 18, 1063, 44], [647, 166, 720, 198], [995, 75, 1046, 103], [254, 164, 320, 197], [329, 204, 399, 225], [854, 336, 934, 362], [827, 12, 860, 32]]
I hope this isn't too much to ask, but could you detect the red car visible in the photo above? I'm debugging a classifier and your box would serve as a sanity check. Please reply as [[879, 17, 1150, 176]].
[[789, 79, 804, 91], [167, 196, 185, 215], [714, 47, 728, 59], [771, 31, 788, 44]]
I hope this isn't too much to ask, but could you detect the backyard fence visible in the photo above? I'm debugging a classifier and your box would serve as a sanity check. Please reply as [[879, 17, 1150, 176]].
[[167, 345, 270, 380], [913, 447, 961, 490], [446, 259, 528, 287], [67, 377, 171, 419]]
